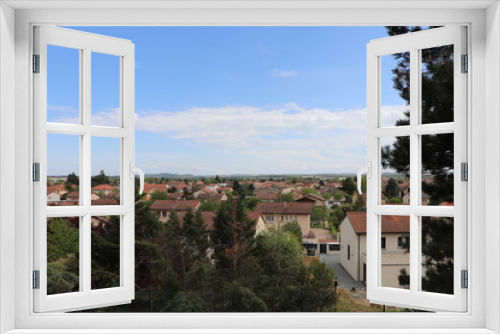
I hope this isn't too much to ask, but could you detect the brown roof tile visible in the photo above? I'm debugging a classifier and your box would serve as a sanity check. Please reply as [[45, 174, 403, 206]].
[[255, 202, 314, 214], [345, 212, 409, 234], [150, 200, 200, 212]]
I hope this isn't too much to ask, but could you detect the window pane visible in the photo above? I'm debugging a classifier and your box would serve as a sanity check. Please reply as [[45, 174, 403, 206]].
[[421, 45, 454, 124], [47, 217, 80, 295], [91, 52, 121, 127], [381, 136, 410, 205], [91, 215, 121, 290], [380, 53, 410, 127], [379, 215, 410, 289], [47, 45, 80, 124], [47, 133, 80, 206], [421, 216, 454, 295], [421, 133, 454, 206], [91, 137, 121, 205]]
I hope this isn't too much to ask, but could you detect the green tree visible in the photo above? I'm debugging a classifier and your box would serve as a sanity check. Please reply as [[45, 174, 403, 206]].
[[311, 206, 328, 223], [301, 188, 319, 196], [278, 193, 295, 202], [244, 197, 261, 211], [211, 198, 256, 281], [282, 220, 303, 244], [91, 170, 111, 187], [339, 177, 356, 199], [67, 172, 79, 186], [198, 199, 219, 212], [384, 178, 399, 199], [321, 191, 332, 200], [47, 218, 79, 262]]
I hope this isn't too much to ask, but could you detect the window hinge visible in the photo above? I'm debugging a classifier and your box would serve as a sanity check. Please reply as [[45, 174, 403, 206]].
[[33, 163, 40, 182], [461, 270, 468, 289], [461, 162, 468, 181], [461, 54, 468, 73], [33, 54, 40, 73], [33, 270, 40, 289]]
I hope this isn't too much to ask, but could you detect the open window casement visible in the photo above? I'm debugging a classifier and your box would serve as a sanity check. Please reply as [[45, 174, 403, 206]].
[[365, 26, 467, 312], [33, 26, 140, 312]]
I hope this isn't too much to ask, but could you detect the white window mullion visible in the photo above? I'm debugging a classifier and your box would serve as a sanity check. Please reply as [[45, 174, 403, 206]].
[[409, 47, 420, 294]]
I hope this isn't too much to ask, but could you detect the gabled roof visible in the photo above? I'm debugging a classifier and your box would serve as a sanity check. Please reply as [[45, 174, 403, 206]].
[[345, 212, 409, 234], [91, 184, 116, 190], [66, 192, 79, 198], [143, 183, 168, 193], [150, 200, 200, 212], [255, 202, 314, 214]]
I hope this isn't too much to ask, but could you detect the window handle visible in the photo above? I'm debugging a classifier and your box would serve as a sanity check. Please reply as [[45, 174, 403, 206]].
[[357, 159, 371, 194], [129, 162, 145, 195]]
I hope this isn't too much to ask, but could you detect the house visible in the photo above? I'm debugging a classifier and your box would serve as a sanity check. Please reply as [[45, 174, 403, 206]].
[[194, 192, 227, 202], [247, 212, 267, 235], [255, 202, 314, 238], [340, 212, 410, 289], [46, 191, 61, 203], [47, 184, 67, 196], [142, 183, 168, 200], [297, 193, 325, 207], [91, 184, 117, 196], [150, 200, 201, 221], [66, 192, 79, 201]]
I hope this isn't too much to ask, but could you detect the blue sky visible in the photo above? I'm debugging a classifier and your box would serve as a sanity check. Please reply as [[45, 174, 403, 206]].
[[47, 26, 407, 176]]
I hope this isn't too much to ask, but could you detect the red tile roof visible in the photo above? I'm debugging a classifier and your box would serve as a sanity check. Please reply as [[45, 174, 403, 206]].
[[150, 200, 200, 212], [66, 192, 80, 199], [345, 212, 410, 234], [91, 184, 116, 190], [91, 199, 118, 206], [143, 183, 168, 193], [255, 202, 314, 214], [247, 212, 264, 221]]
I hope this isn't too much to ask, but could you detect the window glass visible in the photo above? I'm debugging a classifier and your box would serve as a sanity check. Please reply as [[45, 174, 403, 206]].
[[421, 45, 454, 124], [91, 52, 121, 127], [47, 217, 80, 295], [47, 45, 80, 124], [381, 136, 410, 205], [91, 215, 121, 290], [47, 133, 80, 206], [380, 53, 410, 127]]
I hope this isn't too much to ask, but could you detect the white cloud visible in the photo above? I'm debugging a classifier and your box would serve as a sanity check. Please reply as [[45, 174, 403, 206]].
[[52, 103, 406, 174], [272, 69, 298, 77]]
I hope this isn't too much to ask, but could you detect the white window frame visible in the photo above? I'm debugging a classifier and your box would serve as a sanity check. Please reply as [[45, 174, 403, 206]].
[[33, 26, 136, 312], [0, 1, 498, 333], [366, 26, 467, 312]]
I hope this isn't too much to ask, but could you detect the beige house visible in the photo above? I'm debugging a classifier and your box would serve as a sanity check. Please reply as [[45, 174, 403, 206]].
[[340, 212, 410, 289], [255, 202, 314, 237], [150, 199, 201, 221]]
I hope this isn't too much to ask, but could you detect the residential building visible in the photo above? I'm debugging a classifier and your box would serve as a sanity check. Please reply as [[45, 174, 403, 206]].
[[340, 212, 410, 289], [297, 193, 325, 207], [255, 202, 314, 238], [150, 199, 201, 221], [91, 184, 118, 196]]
